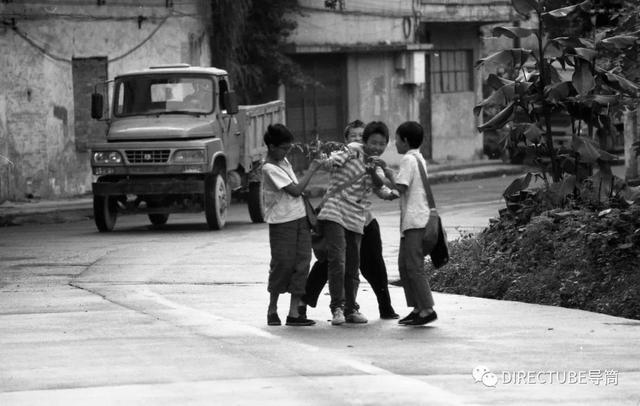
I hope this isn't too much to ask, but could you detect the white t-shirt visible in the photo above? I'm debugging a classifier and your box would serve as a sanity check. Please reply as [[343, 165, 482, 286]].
[[395, 149, 431, 234], [261, 159, 306, 224]]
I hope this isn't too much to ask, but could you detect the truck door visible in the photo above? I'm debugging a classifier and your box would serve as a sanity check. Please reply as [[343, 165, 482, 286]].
[[219, 78, 240, 171]]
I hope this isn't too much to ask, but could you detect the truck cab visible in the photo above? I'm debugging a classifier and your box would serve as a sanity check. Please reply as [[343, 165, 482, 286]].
[[90, 65, 283, 231]]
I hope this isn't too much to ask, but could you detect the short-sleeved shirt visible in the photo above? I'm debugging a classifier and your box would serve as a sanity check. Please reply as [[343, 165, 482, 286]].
[[395, 149, 431, 234], [317, 143, 372, 234], [261, 158, 306, 224]]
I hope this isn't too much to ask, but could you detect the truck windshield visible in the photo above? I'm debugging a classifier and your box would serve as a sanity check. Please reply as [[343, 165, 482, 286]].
[[113, 75, 215, 117]]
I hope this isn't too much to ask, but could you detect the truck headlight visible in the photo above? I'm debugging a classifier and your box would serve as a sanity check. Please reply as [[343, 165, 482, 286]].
[[93, 151, 123, 164], [173, 149, 205, 164]]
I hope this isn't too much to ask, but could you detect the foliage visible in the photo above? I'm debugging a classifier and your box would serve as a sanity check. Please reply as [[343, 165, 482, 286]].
[[475, 0, 640, 186], [429, 193, 640, 320], [209, 0, 306, 103]]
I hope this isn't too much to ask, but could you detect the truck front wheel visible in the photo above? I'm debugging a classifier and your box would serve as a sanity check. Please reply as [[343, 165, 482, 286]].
[[204, 171, 227, 230], [247, 182, 265, 223], [93, 195, 117, 232]]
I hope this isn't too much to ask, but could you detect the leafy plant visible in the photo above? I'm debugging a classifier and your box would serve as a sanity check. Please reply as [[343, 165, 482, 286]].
[[475, 0, 640, 195], [209, 0, 306, 104]]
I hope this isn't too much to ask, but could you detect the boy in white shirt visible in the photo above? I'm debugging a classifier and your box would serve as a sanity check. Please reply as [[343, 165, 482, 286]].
[[388, 121, 437, 326], [262, 124, 321, 326]]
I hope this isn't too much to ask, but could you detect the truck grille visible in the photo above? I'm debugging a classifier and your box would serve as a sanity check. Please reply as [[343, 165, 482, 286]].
[[125, 150, 170, 164]]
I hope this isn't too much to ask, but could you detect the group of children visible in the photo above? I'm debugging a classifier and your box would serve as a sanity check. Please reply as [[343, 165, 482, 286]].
[[261, 120, 437, 327]]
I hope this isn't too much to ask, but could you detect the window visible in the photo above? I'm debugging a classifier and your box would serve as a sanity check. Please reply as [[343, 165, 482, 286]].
[[430, 50, 473, 93]]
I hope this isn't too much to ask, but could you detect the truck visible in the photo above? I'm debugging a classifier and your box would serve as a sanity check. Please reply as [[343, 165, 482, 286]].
[[89, 64, 283, 231]]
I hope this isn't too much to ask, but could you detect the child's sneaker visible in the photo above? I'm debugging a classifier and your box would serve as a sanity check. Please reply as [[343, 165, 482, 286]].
[[331, 308, 345, 325], [345, 311, 368, 324]]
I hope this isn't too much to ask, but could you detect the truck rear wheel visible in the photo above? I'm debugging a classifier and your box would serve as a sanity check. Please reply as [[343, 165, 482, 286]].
[[148, 213, 169, 226], [247, 182, 265, 223], [94, 195, 117, 232], [204, 171, 227, 230]]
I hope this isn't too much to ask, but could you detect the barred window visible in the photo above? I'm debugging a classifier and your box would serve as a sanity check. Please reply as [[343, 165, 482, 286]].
[[430, 50, 473, 93]]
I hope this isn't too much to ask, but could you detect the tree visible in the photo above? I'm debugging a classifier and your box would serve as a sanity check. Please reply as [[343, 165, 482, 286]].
[[475, 0, 640, 203], [209, 0, 305, 104]]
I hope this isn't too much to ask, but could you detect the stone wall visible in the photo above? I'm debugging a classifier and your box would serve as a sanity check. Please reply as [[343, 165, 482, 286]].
[[0, 0, 210, 201]]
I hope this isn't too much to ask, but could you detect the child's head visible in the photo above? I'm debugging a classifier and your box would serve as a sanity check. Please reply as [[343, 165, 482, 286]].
[[362, 121, 389, 157], [395, 121, 423, 154], [344, 120, 365, 143], [264, 123, 294, 161]]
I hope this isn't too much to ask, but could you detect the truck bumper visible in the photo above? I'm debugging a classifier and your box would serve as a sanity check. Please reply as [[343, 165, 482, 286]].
[[93, 179, 205, 196]]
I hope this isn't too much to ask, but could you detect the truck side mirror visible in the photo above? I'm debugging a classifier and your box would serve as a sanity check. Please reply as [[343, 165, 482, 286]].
[[91, 93, 104, 119], [223, 91, 239, 115]]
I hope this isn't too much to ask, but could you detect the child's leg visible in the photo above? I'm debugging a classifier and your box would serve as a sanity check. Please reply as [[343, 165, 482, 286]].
[[344, 229, 362, 315], [268, 292, 279, 314], [290, 218, 312, 317], [268, 221, 297, 312], [302, 259, 328, 308], [323, 220, 347, 312], [403, 228, 435, 313], [360, 219, 395, 316]]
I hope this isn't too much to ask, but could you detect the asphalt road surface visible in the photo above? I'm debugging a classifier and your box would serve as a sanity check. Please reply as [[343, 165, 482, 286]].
[[2, 175, 639, 405]]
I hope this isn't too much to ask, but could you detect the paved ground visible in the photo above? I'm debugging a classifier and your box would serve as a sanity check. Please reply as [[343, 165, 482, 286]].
[[1, 160, 638, 405]]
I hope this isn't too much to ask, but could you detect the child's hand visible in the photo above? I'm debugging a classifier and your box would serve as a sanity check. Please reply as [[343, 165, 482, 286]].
[[387, 189, 400, 200], [367, 156, 387, 169]]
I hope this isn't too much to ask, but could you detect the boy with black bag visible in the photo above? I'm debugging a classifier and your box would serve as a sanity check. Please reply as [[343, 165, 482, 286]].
[[387, 121, 438, 326]]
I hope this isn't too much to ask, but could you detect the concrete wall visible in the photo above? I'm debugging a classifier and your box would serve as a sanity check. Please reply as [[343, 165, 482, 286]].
[[346, 53, 419, 164], [0, 0, 210, 201]]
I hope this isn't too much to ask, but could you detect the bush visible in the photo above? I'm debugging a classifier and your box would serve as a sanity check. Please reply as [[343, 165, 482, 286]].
[[429, 197, 640, 320]]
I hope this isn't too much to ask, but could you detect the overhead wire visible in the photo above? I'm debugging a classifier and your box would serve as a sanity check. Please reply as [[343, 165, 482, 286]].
[[3, 12, 177, 64]]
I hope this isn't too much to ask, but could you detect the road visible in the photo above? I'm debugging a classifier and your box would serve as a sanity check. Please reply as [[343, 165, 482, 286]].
[[2, 175, 639, 405]]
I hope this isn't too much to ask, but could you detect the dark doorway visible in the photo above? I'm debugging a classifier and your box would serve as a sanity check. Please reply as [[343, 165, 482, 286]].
[[285, 54, 347, 144], [72, 57, 108, 152]]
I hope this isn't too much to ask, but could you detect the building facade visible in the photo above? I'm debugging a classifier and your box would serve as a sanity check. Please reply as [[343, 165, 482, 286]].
[[0, 0, 210, 201], [284, 0, 515, 165]]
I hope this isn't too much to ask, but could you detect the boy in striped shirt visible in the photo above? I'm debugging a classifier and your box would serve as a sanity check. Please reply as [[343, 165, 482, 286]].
[[317, 121, 397, 325]]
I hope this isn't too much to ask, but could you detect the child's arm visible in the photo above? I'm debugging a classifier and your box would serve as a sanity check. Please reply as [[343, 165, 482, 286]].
[[282, 160, 322, 197]]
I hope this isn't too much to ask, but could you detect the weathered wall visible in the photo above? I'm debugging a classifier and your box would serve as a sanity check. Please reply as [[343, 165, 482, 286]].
[[425, 23, 484, 161], [0, 0, 210, 201], [346, 53, 419, 165]]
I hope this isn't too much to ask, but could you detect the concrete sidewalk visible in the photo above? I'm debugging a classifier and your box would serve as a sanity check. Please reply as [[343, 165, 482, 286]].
[[0, 160, 531, 226]]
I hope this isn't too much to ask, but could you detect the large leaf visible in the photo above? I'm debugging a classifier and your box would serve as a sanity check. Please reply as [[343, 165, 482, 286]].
[[544, 0, 591, 18], [511, 0, 539, 16], [492, 26, 538, 40], [572, 58, 595, 96], [503, 172, 532, 199], [486, 73, 514, 90], [571, 47, 598, 62], [523, 123, 543, 143], [474, 84, 516, 116], [477, 101, 516, 132], [572, 135, 616, 163], [599, 70, 640, 96], [545, 81, 573, 102], [600, 35, 639, 49], [551, 37, 595, 49], [475, 49, 535, 69]]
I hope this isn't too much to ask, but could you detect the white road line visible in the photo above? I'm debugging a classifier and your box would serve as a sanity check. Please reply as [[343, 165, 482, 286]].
[[141, 288, 471, 406]]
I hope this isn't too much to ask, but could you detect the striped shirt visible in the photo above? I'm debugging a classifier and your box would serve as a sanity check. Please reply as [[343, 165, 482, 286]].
[[317, 143, 373, 234]]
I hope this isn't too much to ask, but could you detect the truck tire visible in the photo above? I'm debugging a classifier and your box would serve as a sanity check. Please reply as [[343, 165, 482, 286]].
[[247, 182, 265, 223], [204, 171, 227, 230], [94, 195, 117, 232], [148, 213, 169, 226]]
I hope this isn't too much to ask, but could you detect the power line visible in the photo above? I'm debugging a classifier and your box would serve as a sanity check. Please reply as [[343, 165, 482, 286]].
[[4, 13, 178, 64]]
